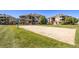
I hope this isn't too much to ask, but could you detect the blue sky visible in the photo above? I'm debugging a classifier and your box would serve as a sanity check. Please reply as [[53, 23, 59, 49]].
[[0, 10, 79, 18]]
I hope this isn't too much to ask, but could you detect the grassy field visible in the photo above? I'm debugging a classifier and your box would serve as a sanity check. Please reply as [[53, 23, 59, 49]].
[[41, 25, 79, 47], [0, 25, 75, 48]]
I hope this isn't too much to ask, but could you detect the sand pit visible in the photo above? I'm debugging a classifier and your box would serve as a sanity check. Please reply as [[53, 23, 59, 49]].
[[20, 25, 76, 45]]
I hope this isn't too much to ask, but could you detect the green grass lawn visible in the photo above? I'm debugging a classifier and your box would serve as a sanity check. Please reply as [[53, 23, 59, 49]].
[[41, 25, 79, 47], [0, 25, 75, 48]]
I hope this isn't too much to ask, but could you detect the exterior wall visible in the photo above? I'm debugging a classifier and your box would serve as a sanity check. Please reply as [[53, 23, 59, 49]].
[[55, 16, 61, 25], [9, 17, 16, 25], [19, 16, 33, 25], [0, 14, 16, 25], [48, 16, 64, 25], [19, 15, 40, 25], [0, 17, 16, 25], [48, 18, 54, 24]]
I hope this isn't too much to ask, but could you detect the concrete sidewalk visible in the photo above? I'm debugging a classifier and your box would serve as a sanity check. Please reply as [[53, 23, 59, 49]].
[[20, 25, 76, 45]]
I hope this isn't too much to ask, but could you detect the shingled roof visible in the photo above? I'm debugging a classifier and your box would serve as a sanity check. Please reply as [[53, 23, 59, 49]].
[[0, 14, 16, 20], [48, 14, 71, 19], [19, 13, 44, 17]]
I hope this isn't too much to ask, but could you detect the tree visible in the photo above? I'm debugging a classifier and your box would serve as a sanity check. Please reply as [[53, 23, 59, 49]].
[[72, 18, 78, 24], [39, 16, 47, 24], [63, 16, 78, 25]]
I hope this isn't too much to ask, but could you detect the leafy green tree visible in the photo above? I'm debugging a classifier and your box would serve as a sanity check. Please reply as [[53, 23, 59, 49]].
[[63, 16, 78, 25], [39, 16, 47, 24], [72, 18, 78, 24]]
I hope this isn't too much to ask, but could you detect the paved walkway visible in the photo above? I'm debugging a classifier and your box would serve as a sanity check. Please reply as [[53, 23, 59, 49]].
[[20, 25, 76, 45]]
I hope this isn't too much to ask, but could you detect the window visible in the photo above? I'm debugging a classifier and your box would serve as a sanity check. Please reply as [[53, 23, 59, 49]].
[[29, 16, 31, 19]]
